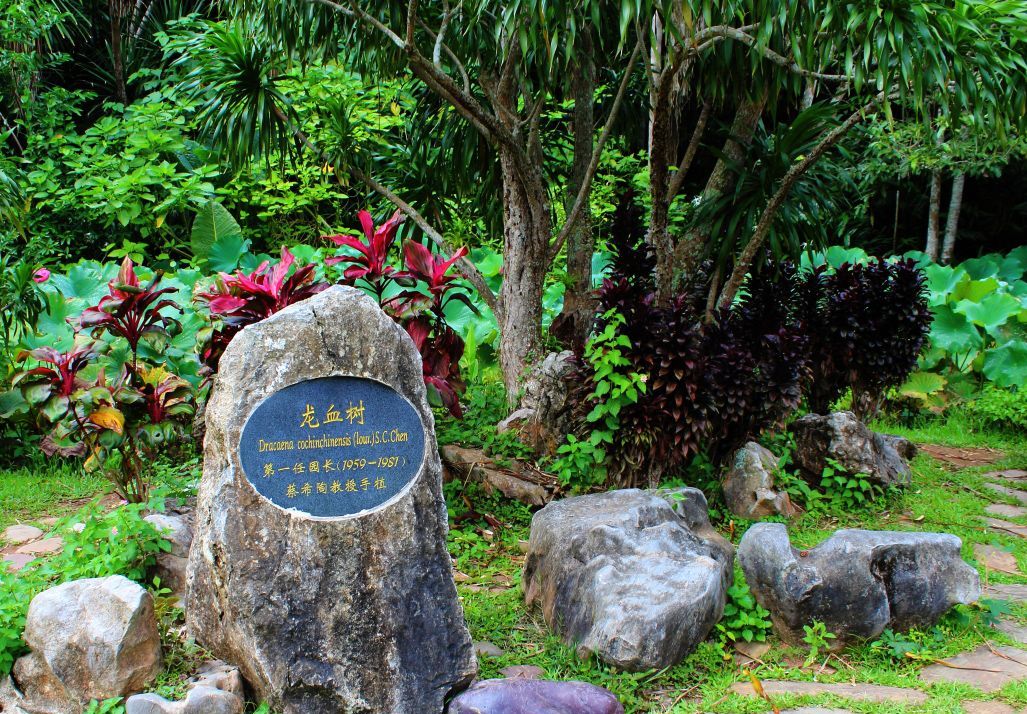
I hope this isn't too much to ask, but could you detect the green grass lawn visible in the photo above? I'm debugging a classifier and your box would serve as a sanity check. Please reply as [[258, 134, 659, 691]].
[[0, 458, 107, 532]]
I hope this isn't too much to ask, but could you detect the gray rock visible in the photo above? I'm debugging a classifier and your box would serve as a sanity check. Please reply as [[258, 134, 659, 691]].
[[722, 442, 799, 519], [13, 576, 160, 713], [144, 513, 193, 599], [738, 523, 980, 647], [790, 411, 913, 487], [447, 679, 623, 714], [497, 351, 575, 456], [523, 489, 732, 671], [656, 487, 735, 586], [3, 525, 43, 544], [186, 286, 475, 713], [189, 660, 244, 701], [182, 686, 244, 714], [0, 674, 30, 714], [474, 642, 506, 658], [125, 660, 245, 714], [126, 693, 184, 714]]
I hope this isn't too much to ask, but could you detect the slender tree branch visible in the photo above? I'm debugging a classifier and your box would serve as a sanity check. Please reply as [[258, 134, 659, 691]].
[[405, 0, 418, 47], [688, 26, 848, 82], [433, 0, 451, 68], [350, 166, 499, 314], [666, 99, 712, 202], [418, 17, 470, 93], [550, 36, 643, 260], [716, 94, 883, 309]]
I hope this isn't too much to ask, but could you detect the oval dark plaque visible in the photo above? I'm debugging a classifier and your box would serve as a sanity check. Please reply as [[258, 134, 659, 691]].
[[239, 376, 426, 518]]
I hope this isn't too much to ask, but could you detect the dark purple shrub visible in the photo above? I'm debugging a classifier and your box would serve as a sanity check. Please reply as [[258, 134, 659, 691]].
[[799, 258, 931, 418]]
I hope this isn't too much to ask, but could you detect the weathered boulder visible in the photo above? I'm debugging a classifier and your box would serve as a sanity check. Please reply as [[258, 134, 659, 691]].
[[12, 576, 161, 714], [722, 442, 799, 519], [186, 286, 475, 713], [447, 679, 623, 714], [738, 523, 980, 647], [523, 489, 732, 671], [790, 412, 914, 487], [497, 351, 575, 456], [144, 513, 192, 599]]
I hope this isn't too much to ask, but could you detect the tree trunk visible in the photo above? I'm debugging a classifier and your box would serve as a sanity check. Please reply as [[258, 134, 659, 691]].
[[110, 6, 128, 106], [659, 92, 766, 300], [941, 172, 965, 265], [497, 144, 551, 405], [925, 170, 942, 261], [647, 84, 680, 303], [552, 37, 596, 353]]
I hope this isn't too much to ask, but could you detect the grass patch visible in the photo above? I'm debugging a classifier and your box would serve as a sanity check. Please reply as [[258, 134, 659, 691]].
[[0, 459, 107, 531]]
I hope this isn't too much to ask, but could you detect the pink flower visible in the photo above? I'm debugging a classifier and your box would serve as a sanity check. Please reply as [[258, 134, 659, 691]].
[[33, 268, 50, 283]]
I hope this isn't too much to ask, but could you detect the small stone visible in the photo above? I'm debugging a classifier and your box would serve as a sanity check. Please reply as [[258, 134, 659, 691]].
[[144, 513, 193, 599], [474, 642, 506, 658], [3, 525, 43, 544], [729, 680, 927, 704], [739, 524, 980, 647], [985, 518, 1027, 539], [985, 470, 1027, 481], [38, 517, 59, 527], [920, 645, 1027, 692], [994, 619, 1027, 645], [15, 536, 63, 555], [447, 679, 623, 714], [3, 553, 35, 572], [523, 489, 732, 671], [189, 660, 244, 701], [500, 665, 545, 680], [722, 442, 798, 520], [126, 692, 185, 714], [986, 504, 1027, 519], [182, 685, 243, 714], [15, 575, 161, 709], [985, 583, 1027, 602], [985, 483, 1027, 505], [975, 544, 1020, 575]]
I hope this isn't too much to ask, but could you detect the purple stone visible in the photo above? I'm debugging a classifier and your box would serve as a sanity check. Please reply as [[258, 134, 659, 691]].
[[447, 679, 624, 714]]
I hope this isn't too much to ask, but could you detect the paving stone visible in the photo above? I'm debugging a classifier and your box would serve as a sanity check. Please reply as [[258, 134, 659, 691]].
[[14, 536, 63, 555], [985, 583, 1027, 602], [984, 518, 1027, 539], [976, 544, 1021, 575], [960, 701, 1024, 714], [733, 640, 772, 665], [985, 484, 1027, 505], [37, 517, 59, 527], [3, 553, 35, 572], [920, 645, 1027, 692], [728, 680, 927, 704], [987, 504, 1027, 520], [3, 525, 43, 545], [474, 641, 506, 658], [985, 470, 1027, 481], [995, 620, 1027, 644]]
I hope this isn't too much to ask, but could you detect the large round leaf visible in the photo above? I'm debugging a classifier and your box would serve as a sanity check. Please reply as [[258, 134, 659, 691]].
[[923, 264, 968, 307], [953, 292, 1022, 337], [930, 304, 983, 354], [982, 340, 1027, 388]]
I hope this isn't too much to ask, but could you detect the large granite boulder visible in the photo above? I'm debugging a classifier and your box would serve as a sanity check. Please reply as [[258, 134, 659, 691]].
[[12, 576, 161, 714], [497, 351, 575, 456], [790, 412, 915, 487], [738, 523, 980, 647], [447, 679, 623, 714], [722, 442, 799, 519], [523, 489, 732, 671], [186, 286, 475, 713]]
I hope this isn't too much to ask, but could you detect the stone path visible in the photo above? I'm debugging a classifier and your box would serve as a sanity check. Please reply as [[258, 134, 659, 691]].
[[728, 680, 928, 704], [987, 504, 1027, 519], [975, 544, 1021, 575], [2, 524, 64, 572], [986, 583, 1027, 601], [920, 444, 1004, 468], [984, 484, 1027, 505], [920, 645, 1027, 692], [984, 518, 1027, 539], [986, 470, 1027, 481]]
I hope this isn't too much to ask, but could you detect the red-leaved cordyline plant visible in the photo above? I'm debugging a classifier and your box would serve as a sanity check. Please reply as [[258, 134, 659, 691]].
[[324, 209, 410, 303], [79, 257, 181, 361], [195, 246, 329, 372], [323, 211, 476, 418], [12, 344, 99, 423]]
